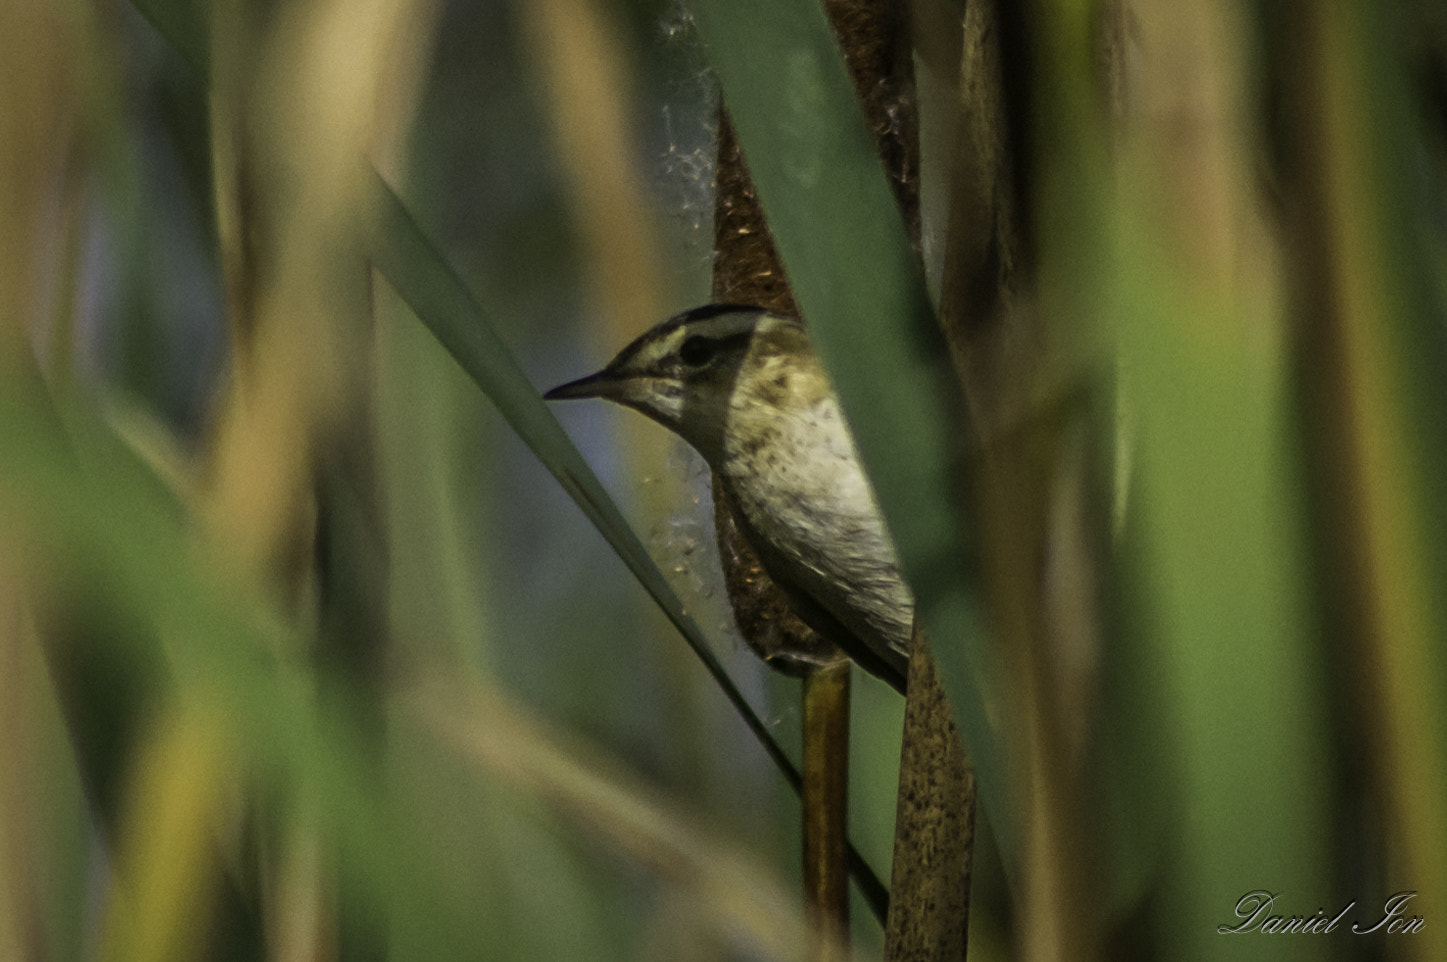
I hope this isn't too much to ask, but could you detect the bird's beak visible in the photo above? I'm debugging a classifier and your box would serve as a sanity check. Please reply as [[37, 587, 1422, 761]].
[[543, 369, 625, 401]]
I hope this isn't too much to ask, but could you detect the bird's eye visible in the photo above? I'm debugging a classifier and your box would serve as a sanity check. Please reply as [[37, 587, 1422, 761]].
[[679, 335, 716, 367]]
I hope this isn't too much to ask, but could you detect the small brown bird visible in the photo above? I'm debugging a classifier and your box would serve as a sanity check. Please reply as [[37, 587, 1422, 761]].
[[546, 305, 911, 692]]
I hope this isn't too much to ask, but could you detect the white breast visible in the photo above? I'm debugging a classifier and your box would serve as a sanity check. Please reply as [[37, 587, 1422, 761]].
[[721, 383, 915, 662]]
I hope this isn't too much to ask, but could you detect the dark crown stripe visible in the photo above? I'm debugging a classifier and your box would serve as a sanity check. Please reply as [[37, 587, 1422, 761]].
[[674, 303, 765, 325], [610, 304, 767, 369]]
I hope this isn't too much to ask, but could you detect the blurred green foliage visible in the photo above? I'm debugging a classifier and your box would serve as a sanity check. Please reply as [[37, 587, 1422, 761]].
[[4, 0, 1447, 960]]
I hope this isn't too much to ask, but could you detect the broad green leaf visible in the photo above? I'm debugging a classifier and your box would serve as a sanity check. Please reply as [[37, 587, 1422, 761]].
[[681, 0, 1009, 854]]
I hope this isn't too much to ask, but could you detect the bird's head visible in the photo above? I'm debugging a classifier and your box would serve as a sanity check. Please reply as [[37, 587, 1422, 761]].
[[544, 305, 820, 464]]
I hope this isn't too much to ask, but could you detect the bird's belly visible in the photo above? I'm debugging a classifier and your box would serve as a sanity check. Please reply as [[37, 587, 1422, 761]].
[[721, 402, 914, 662]]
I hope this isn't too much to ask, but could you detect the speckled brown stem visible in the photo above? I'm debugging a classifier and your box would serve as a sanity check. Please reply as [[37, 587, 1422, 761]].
[[884, 625, 976, 961]]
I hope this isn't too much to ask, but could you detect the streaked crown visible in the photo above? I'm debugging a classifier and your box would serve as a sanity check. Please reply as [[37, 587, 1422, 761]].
[[545, 305, 812, 461]]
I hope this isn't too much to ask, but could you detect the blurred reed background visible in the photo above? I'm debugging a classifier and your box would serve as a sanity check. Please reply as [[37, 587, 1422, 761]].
[[1, 0, 1446, 960]]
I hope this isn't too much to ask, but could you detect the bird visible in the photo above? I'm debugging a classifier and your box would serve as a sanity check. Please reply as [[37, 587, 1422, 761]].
[[545, 304, 912, 693]]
